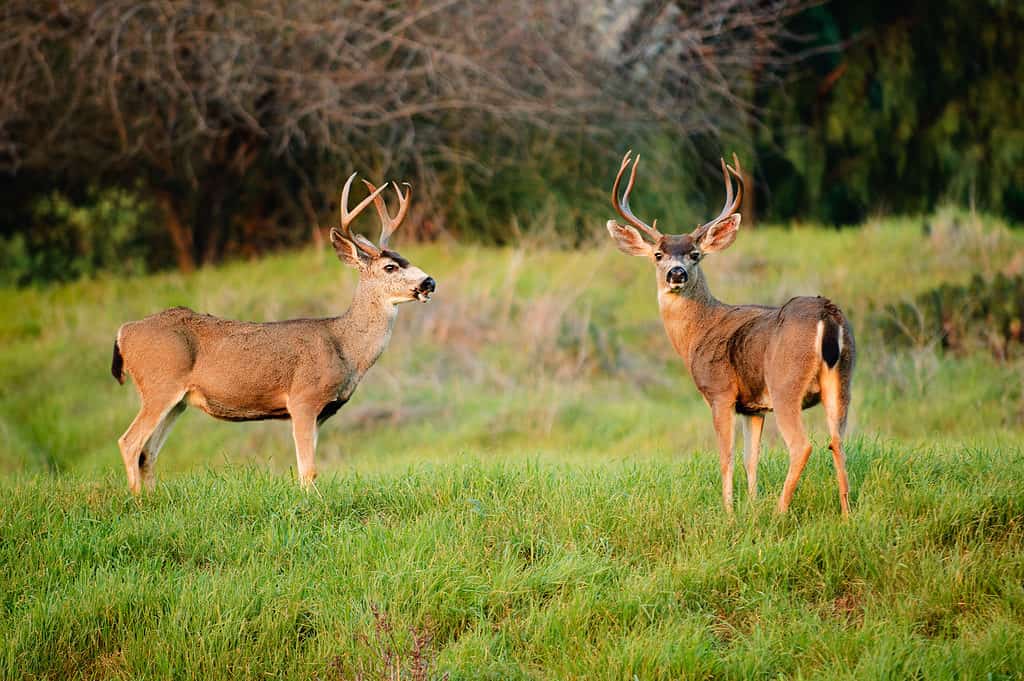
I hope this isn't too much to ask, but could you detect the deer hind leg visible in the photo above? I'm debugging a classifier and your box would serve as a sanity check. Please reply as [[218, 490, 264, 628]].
[[288, 402, 320, 489], [820, 365, 850, 516], [742, 414, 765, 501], [118, 390, 185, 495], [711, 403, 737, 513], [139, 400, 187, 492], [774, 399, 812, 514]]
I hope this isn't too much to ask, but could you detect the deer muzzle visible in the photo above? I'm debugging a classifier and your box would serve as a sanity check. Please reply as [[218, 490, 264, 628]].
[[414, 276, 435, 302], [666, 266, 688, 287]]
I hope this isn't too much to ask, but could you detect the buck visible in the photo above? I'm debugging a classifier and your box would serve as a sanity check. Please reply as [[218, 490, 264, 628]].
[[606, 152, 855, 514], [110, 173, 435, 494]]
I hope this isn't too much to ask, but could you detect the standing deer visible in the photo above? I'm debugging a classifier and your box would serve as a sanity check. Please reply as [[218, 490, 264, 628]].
[[110, 173, 435, 494], [606, 152, 855, 514]]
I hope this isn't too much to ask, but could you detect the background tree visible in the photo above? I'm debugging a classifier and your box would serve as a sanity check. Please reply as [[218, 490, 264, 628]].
[[15, 1, 1018, 281], [756, 0, 1024, 224], [0, 0, 806, 280]]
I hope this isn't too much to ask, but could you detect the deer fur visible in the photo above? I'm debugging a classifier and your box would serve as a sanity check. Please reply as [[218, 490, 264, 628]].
[[607, 152, 856, 514], [111, 174, 435, 494]]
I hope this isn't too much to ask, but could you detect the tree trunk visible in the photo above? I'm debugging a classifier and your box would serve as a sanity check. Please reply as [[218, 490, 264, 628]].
[[155, 191, 195, 273], [741, 168, 756, 227]]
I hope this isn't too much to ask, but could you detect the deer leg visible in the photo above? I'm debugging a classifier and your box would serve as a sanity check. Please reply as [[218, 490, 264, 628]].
[[288, 404, 319, 489], [742, 414, 765, 501], [118, 392, 184, 495], [711, 404, 736, 513], [139, 400, 186, 492], [774, 402, 812, 513], [820, 366, 850, 516]]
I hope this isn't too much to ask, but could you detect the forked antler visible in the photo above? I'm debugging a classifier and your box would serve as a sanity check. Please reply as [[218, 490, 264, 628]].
[[362, 180, 411, 250], [611, 150, 663, 243], [338, 172, 389, 257], [693, 153, 744, 241]]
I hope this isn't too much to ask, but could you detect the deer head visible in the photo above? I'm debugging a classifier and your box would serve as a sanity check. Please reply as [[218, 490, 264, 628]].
[[606, 151, 743, 295], [330, 173, 435, 305]]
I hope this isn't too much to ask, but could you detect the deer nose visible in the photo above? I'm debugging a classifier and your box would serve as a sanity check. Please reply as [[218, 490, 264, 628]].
[[666, 267, 688, 285], [419, 276, 436, 293]]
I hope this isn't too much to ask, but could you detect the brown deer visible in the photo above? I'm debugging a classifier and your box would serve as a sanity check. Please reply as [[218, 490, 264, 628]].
[[110, 173, 436, 494], [606, 152, 855, 514]]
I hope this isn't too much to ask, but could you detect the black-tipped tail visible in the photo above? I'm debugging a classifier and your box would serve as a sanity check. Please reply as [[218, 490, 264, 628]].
[[821, 319, 841, 369], [111, 340, 125, 384]]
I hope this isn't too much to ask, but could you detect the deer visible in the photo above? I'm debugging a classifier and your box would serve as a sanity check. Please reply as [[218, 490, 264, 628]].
[[606, 151, 855, 515], [110, 173, 436, 494]]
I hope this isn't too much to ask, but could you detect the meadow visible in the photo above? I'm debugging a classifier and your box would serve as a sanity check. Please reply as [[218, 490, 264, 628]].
[[2, 211, 1023, 679]]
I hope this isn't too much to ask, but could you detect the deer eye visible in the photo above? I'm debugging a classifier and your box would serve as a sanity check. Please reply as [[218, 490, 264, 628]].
[[384, 263, 398, 273], [654, 252, 663, 261], [689, 251, 701, 261]]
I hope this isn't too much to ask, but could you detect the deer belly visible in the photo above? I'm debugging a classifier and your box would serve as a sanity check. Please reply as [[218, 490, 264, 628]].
[[735, 379, 772, 414], [186, 387, 290, 422], [736, 394, 772, 415]]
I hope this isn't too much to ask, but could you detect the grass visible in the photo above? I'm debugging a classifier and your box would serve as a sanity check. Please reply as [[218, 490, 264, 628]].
[[1, 209, 1023, 678], [3, 450, 1023, 679]]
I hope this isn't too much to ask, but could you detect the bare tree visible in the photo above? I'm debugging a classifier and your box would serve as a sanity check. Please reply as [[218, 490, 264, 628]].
[[0, 0, 808, 269]]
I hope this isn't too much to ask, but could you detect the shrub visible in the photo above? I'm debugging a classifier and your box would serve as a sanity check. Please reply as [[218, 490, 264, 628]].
[[0, 187, 167, 287], [874, 272, 1024, 360]]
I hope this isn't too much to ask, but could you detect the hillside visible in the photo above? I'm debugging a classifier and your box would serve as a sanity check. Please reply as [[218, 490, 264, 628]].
[[2, 214, 1023, 678]]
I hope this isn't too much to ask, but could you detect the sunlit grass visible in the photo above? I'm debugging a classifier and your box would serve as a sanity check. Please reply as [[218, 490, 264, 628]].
[[1, 212, 1023, 678], [2, 444, 1022, 679]]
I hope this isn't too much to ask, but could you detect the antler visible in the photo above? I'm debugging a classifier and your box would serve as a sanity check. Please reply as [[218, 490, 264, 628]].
[[694, 153, 744, 240], [362, 180, 411, 250], [338, 172, 389, 257], [611, 150, 662, 243]]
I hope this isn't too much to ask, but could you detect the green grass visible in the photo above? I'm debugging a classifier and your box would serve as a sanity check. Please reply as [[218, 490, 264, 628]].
[[3, 449, 1023, 679], [1, 210, 1023, 678]]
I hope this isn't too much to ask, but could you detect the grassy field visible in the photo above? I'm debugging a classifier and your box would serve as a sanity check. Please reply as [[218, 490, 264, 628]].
[[2, 211, 1023, 679]]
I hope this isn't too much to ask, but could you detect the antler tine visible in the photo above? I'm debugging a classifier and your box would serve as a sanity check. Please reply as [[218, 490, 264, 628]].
[[726, 152, 744, 215], [611, 150, 662, 242], [338, 172, 388, 256], [695, 155, 743, 239], [363, 180, 411, 249]]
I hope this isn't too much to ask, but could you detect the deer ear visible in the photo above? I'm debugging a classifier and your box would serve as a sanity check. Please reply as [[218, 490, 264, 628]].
[[330, 228, 367, 268], [696, 213, 741, 253], [606, 220, 652, 257]]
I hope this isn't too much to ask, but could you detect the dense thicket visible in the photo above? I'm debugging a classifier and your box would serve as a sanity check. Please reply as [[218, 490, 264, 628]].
[[0, 0, 1020, 284], [757, 0, 1024, 224], [0, 0, 801, 283]]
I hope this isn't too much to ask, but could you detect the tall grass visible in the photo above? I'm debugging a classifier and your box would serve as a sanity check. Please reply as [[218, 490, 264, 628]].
[[0, 211, 1020, 478], [3, 446, 1023, 679], [1, 212, 1023, 678]]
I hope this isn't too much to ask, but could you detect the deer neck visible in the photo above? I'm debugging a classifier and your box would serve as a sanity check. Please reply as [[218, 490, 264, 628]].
[[332, 281, 398, 375], [656, 267, 726, 369]]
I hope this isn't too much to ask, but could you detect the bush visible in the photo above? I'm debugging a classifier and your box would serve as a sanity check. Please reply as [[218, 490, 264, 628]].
[[0, 187, 167, 287], [874, 272, 1024, 360]]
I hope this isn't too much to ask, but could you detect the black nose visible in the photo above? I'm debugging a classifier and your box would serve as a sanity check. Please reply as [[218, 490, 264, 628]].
[[666, 267, 688, 285], [419, 276, 436, 293]]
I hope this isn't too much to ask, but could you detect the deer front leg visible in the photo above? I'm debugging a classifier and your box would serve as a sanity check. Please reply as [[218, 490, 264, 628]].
[[288, 402, 320, 488], [742, 414, 764, 501], [711, 403, 736, 513]]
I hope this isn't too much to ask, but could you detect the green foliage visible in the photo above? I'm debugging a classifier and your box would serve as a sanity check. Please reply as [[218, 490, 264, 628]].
[[0, 187, 166, 287], [759, 1, 1024, 223]]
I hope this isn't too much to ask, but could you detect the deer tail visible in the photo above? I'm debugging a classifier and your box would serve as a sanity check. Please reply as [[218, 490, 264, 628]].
[[111, 338, 125, 385], [817, 300, 846, 370], [821, 319, 842, 369]]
